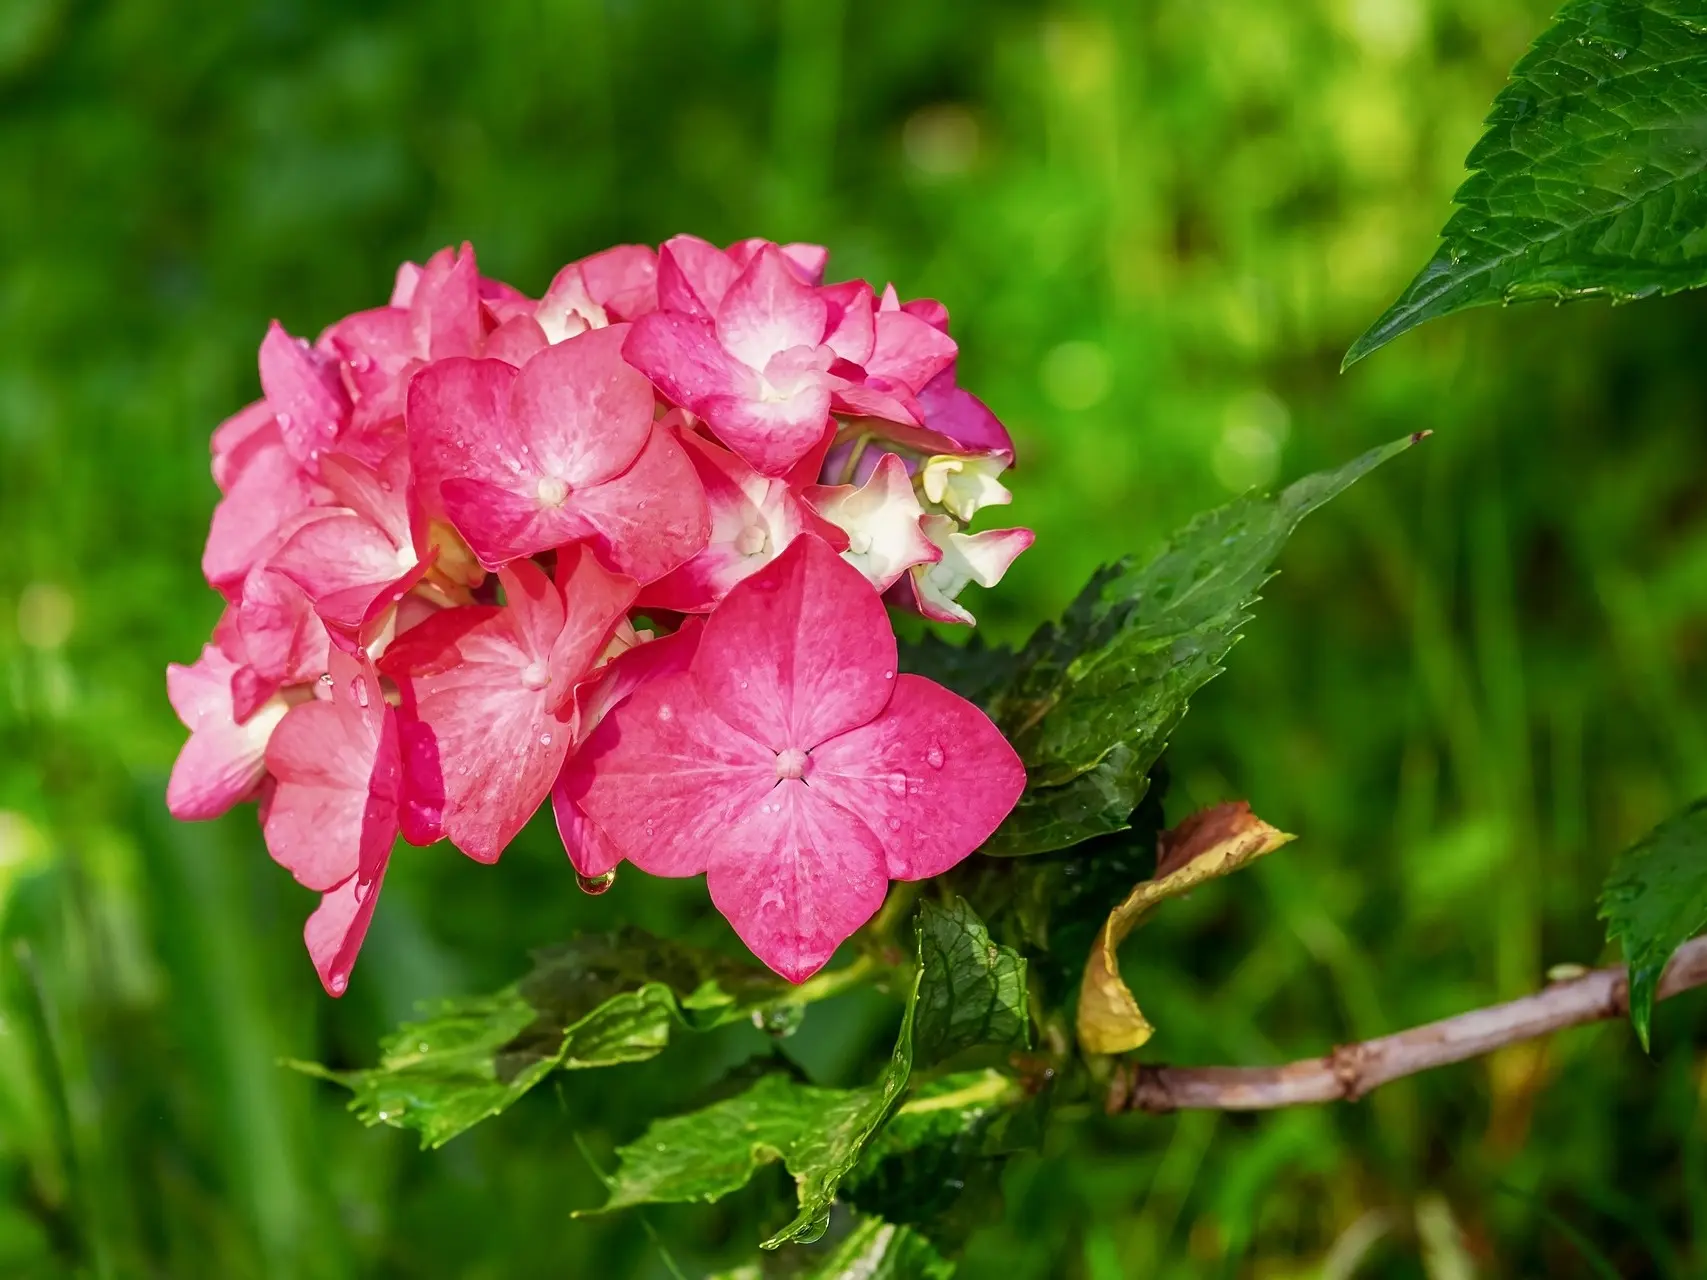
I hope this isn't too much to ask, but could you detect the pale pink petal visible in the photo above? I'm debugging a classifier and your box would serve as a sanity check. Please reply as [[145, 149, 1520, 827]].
[[714, 246, 828, 372], [901, 296, 950, 331], [561, 672, 774, 878], [202, 438, 322, 595], [305, 868, 385, 997], [829, 380, 926, 430], [166, 646, 290, 820], [561, 428, 710, 585], [534, 265, 604, 343], [896, 520, 1034, 625], [804, 453, 941, 592], [700, 387, 834, 477], [705, 780, 888, 983], [808, 675, 1025, 880], [622, 311, 749, 407], [508, 325, 653, 487], [259, 321, 349, 468], [726, 239, 830, 286], [547, 545, 639, 711], [273, 514, 413, 630], [210, 400, 278, 492], [236, 566, 331, 691], [656, 234, 739, 317], [391, 261, 423, 307], [317, 449, 413, 548], [321, 306, 417, 415], [483, 315, 549, 365], [691, 534, 895, 750]]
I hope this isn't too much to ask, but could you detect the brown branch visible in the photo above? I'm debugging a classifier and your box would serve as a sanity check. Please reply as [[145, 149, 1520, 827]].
[[1106, 936, 1707, 1114]]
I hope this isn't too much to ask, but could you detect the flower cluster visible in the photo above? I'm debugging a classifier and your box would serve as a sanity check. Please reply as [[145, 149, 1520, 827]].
[[167, 237, 1032, 991]]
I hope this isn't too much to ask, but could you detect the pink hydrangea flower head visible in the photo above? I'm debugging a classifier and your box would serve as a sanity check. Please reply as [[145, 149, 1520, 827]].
[[803, 453, 940, 592], [380, 549, 637, 863], [563, 535, 1025, 982], [625, 244, 844, 476], [639, 424, 847, 612], [888, 516, 1034, 626], [166, 643, 296, 820], [407, 324, 709, 583], [262, 646, 401, 994]]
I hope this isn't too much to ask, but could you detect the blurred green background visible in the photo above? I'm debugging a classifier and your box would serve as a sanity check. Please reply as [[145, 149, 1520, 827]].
[[3, 0, 1707, 1274]]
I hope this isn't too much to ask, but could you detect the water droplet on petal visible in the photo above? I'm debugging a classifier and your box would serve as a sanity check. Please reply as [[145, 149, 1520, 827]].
[[276, 412, 294, 431], [887, 772, 909, 796], [926, 745, 944, 769], [350, 676, 370, 708], [456, 765, 469, 777], [657, 704, 673, 721], [577, 869, 617, 895], [739, 680, 748, 690], [883, 670, 894, 680], [887, 816, 902, 831], [329, 974, 347, 994], [318, 672, 335, 686], [539, 732, 553, 746]]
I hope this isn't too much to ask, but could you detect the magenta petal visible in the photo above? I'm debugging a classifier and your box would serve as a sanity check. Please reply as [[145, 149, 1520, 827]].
[[411, 243, 482, 359], [622, 311, 748, 408], [210, 400, 279, 492], [236, 566, 330, 688], [580, 244, 659, 319], [484, 315, 548, 365], [509, 325, 654, 488], [202, 438, 321, 595], [551, 791, 625, 878], [705, 779, 888, 983], [868, 309, 958, 392], [692, 534, 895, 750], [259, 321, 349, 468], [809, 675, 1025, 880], [305, 868, 385, 997], [565, 428, 710, 585], [547, 545, 640, 711], [272, 514, 411, 627], [563, 672, 773, 878], [918, 371, 1014, 460], [714, 246, 829, 372], [441, 475, 596, 570]]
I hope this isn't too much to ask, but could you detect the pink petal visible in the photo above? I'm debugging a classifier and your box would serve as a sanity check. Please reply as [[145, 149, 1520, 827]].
[[438, 476, 596, 571], [263, 649, 401, 890], [829, 380, 925, 430], [551, 795, 625, 879], [410, 243, 482, 359], [571, 617, 704, 742], [378, 561, 574, 863], [820, 281, 876, 366], [808, 674, 1025, 880], [509, 324, 653, 488], [273, 514, 411, 630], [202, 437, 323, 595], [319, 449, 414, 550], [210, 400, 279, 492], [405, 356, 519, 519], [622, 311, 748, 408], [483, 315, 549, 365], [656, 234, 739, 317], [259, 321, 349, 469], [901, 296, 950, 331], [235, 566, 331, 690], [305, 868, 385, 997], [918, 370, 1014, 460], [321, 306, 418, 410], [166, 646, 290, 820], [547, 544, 639, 712], [700, 387, 834, 477], [704, 779, 888, 983], [561, 671, 774, 878], [691, 534, 895, 751], [714, 246, 828, 372], [727, 239, 830, 286], [580, 244, 659, 319], [561, 428, 710, 585]]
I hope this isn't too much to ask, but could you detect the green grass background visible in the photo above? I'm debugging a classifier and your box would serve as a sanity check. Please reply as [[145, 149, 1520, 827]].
[[3, 0, 1706, 1274]]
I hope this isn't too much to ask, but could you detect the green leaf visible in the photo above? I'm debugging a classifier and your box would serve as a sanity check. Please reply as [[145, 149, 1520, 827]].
[[585, 899, 1027, 1249], [896, 631, 1020, 711], [912, 899, 1029, 1066], [801, 1215, 957, 1280], [288, 929, 803, 1149], [1598, 796, 1707, 1049], [982, 433, 1424, 855], [1345, 0, 1707, 367]]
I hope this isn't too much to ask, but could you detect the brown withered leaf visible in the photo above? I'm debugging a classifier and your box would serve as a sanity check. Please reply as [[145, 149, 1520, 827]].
[[1077, 801, 1294, 1055]]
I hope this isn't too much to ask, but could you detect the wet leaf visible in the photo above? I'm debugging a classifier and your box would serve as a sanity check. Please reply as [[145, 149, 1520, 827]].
[[1077, 801, 1294, 1054], [1346, 0, 1707, 366], [1599, 795, 1707, 1050]]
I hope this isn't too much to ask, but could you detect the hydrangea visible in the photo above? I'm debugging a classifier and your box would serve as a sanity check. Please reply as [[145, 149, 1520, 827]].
[[166, 238, 1033, 992]]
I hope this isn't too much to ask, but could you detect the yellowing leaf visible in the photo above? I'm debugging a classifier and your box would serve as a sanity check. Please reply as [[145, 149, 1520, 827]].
[[1076, 801, 1293, 1054]]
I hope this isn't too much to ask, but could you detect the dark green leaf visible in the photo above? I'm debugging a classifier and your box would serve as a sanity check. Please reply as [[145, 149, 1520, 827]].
[[896, 631, 1021, 711], [912, 899, 1029, 1066], [801, 1215, 957, 1280], [1346, 0, 1707, 367], [288, 929, 800, 1148], [1598, 796, 1707, 1049], [982, 434, 1423, 855], [585, 899, 1029, 1249]]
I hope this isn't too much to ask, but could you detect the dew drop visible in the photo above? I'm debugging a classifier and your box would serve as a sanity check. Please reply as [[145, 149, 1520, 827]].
[[456, 765, 469, 777], [577, 869, 617, 895], [926, 745, 945, 769], [318, 671, 335, 686], [883, 670, 894, 680], [657, 703, 674, 721], [739, 680, 748, 690], [329, 974, 347, 995], [887, 772, 909, 796], [887, 816, 902, 831], [276, 412, 294, 431], [539, 731, 553, 746], [351, 675, 370, 708], [350, 353, 373, 373]]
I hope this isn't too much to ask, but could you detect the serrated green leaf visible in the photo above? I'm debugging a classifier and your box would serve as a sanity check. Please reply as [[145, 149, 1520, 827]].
[[1346, 0, 1707, 367], [1598, 796, 1707, 1049], [912, 899, 1029, 1066], [585, 899, 1026, 1250], [982, 434, 1423, 856], [896, 631, 1021, 711], [288, 929, 801, 1148]]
